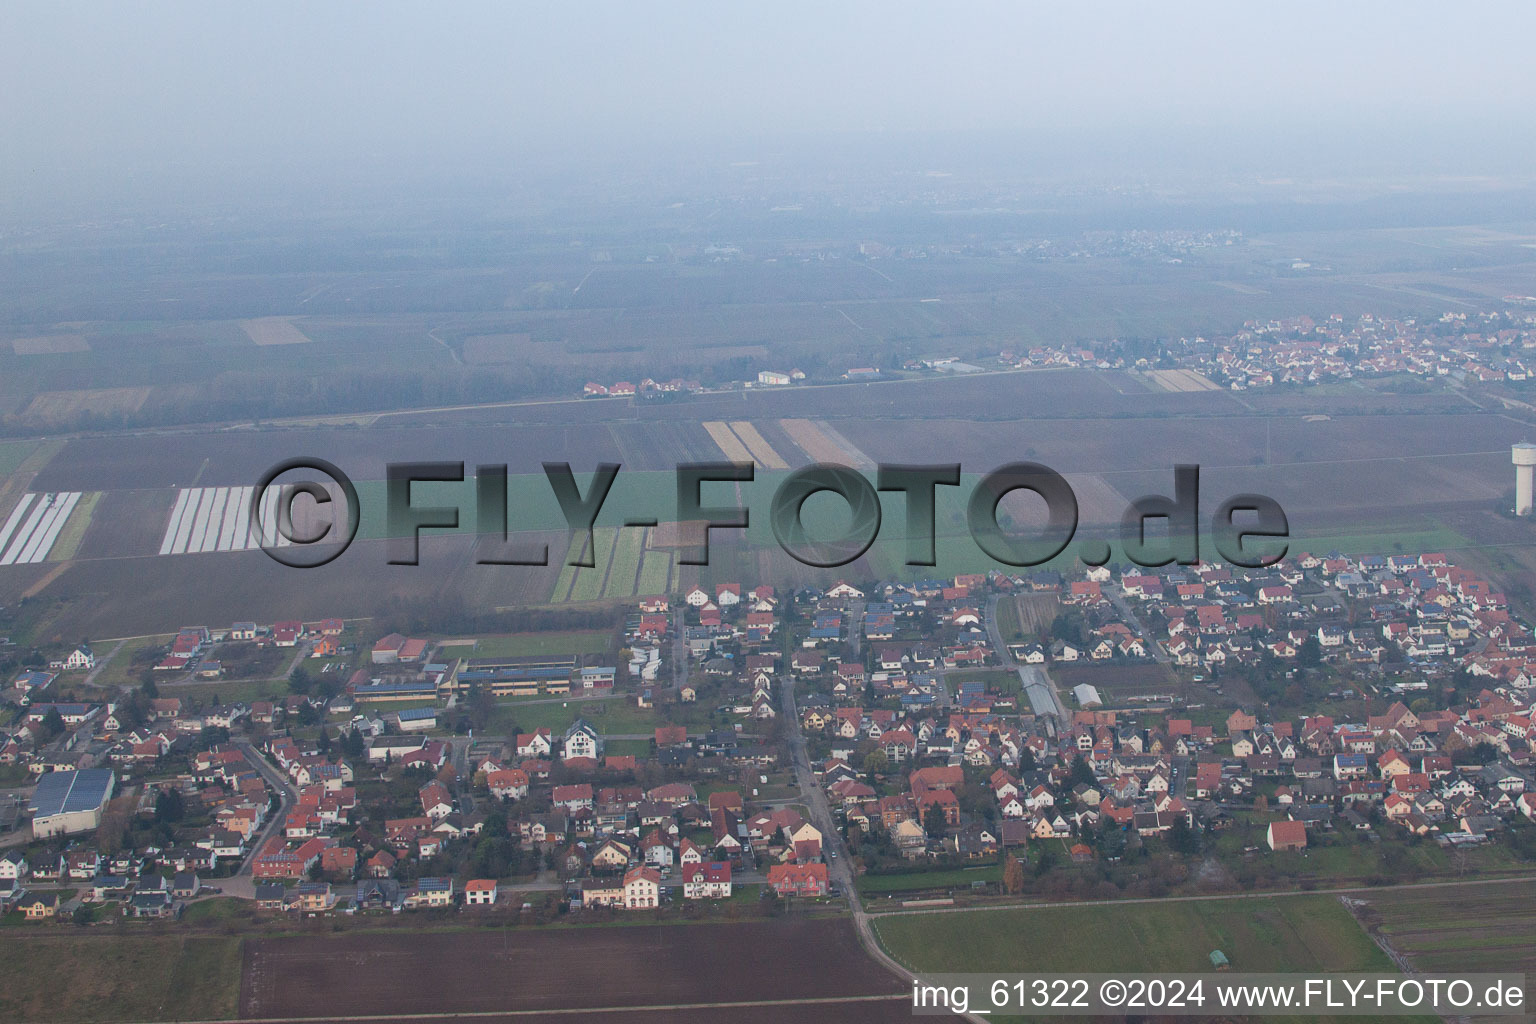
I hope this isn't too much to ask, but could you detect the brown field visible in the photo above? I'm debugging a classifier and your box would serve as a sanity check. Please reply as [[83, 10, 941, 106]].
[[462, 332, 532, 364], [730, 420, 790, 469], [14, 373, 1530, 637], [0, 534, 489, 640], [747, 418, 812, 468], [12, 333, 90, 354], [702, 420, 755, 463], [32, 423, 631, 491], [1353, 879, 1536, 975], [241, 316, 314, 346], [455, 531, 568, 610], [608, 421, 728, 469], [240, 918, 904, 1019], [332, 1003, 911, 1024], [1061, 472, 1129, 525], [73, 488, 178, 559], [23, 386, 150, 423], [1012, 592, 1061, 636]]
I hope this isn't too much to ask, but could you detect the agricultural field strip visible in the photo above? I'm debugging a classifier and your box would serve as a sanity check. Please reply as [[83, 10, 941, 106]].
[[703, 421, 756, 465], [0, 491, 83, 564], [602, 526, 647, 599], [637, 542, 672, 596], [159, 485, 284, 555], [728, 421, 790, 470], [570, 527, 619, 601], [779, 418, 850, 464], [811, 419, 876, 469]]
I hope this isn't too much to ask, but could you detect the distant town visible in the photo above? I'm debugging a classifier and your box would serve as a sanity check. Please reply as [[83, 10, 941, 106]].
[[576, 305, 1536, 401]]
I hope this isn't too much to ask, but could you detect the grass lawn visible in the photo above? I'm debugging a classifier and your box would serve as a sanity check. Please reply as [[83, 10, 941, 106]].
[[602, 738, 652, 757], [858, 862, 1002, 894], [179, 896, 254, 925], [873, 894, 1391, 975], [486, 694, 627, 735], [486, 693, 729, 738], [165, 675, 290, 706], [455, 630, 612, 658], [87, 635, 172, 689], [0, 934, 242, 1022]]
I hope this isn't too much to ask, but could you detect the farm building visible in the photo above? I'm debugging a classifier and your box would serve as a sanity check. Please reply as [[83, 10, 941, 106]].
[[395, 707, 438, 733], [1266, 820, 1308, 852], [1072, 683, 1102, 708], [31, 769, 115, 838]]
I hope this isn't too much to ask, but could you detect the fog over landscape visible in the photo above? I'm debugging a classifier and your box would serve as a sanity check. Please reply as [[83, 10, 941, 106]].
[[4, 1, 1536, 213], [5, 6, 1536, 1024]]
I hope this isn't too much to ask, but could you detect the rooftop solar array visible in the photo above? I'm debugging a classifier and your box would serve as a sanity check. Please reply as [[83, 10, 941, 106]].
[[31, 768, 114, 817]]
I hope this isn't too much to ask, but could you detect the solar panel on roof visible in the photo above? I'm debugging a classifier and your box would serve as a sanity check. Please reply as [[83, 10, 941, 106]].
[[30, 769, 113, 817]]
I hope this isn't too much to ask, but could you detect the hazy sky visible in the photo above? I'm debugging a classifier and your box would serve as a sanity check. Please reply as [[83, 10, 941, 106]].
[[4, 2, 1536, 208]]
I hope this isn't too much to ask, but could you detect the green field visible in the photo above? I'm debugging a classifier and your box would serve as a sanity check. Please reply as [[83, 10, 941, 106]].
[[568, 527, 618, 602], [995, 595, 1024, 641], [0, 440, 39, 478], [0, 934, 242, 1022], [602, 526, 646, 599], [48, 490, 102, 561], [456, 630, 611, 658], [168, 675, 291, 705], [636, 547, 672, 596], [873, 895, 1392, 975]]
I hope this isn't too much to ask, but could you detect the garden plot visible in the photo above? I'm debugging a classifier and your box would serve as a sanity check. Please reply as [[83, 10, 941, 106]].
[[0, 492, 84, 564]]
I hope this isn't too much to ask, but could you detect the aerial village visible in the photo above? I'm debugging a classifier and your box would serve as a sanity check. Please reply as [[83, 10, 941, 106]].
[[576, 306, 1536, 400], [5, 543, 1536, 923]]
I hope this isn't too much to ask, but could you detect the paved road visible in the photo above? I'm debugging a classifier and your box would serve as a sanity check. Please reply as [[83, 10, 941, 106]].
[[218, 739, 297, 900], [1105, 588, 1170, 665], [984, 594, 1017, 669], [778, 674, 988, 1024], [866, 870, 1536, 919], [671, 608, 689, 694]]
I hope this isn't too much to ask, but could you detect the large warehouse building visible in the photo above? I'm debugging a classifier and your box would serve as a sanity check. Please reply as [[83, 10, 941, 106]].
[[30, 769, 115, 838]]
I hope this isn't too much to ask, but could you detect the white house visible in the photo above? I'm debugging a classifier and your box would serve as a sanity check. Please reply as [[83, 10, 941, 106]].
[[57, 647, 95, 672], [562, 720, 602, 761]]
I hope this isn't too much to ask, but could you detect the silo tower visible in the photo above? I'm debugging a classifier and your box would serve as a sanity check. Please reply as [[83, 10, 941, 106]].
[[1514, 443, 1536, 515]]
